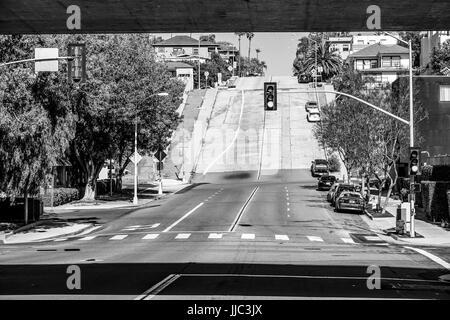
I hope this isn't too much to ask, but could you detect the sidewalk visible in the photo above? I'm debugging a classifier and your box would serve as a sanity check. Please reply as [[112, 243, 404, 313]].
[[1, 179, 190, 244], [362, 197, 450, 247]]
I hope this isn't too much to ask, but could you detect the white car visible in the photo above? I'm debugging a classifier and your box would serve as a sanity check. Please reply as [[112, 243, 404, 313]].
[[307, 109, 321, 122]]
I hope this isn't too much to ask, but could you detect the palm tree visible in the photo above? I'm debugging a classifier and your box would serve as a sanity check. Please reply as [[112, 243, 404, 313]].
[[303, 40, 342, 81], [235, 32, 246, 76], [246, 32, 255, 59], [255, 48, 261, 60]]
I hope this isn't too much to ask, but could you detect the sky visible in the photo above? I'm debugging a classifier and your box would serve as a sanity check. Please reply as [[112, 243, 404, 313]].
[[152, 32, 309, 76]]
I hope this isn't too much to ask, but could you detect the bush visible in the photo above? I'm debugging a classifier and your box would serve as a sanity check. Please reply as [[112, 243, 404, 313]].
[[421, 181, 450, 221], [42, 188, 79, 207], [327, 154, 341, 172]]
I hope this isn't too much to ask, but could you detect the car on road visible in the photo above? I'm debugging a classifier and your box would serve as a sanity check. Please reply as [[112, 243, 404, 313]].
[[298, 72, 312, 84], [307, 110, 321, 123], [331, 183, 359, 206], [317, 175, 337, 191], [335, 191, 365, 213], [311, 159, 329, 177], [305, 101, 318, 112], [327, 182, 340, 202]]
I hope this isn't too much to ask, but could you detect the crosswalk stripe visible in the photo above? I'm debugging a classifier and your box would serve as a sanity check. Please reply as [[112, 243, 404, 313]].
[[79, 236, 96, 241], [208, 233, 223, 239], [341, 237, 356, 244], [307, 236, 324, 242], [142, 234, 159, 240], [175, 233, 191, 239], [110, 235, 128, 240], [275, 235, 289, 241], [241, 233, 255, 240]]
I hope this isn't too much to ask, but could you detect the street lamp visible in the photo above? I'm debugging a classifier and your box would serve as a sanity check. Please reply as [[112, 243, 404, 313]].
[[384, 31, 415, 237], [133, 92, 169, 205]]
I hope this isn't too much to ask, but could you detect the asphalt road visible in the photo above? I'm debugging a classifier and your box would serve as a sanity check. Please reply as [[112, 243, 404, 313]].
[[1, 169, 449, 299]]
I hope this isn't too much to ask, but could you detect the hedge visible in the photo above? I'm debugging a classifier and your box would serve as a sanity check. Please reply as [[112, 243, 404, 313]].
[[420, 181, 450, 222], [42, 188, 80, 207]]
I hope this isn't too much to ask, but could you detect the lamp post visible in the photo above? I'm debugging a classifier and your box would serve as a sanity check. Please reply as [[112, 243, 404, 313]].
[[133, 92, 169, 205], [384, 32, 415, 237]]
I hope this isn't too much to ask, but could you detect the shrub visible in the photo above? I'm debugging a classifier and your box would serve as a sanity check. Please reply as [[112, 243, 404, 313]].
[[96, 179, 116, 196], [421, 181, 450, 221], [420, 165, 450, 182], [42, 188, 79, 207], [327, 154, 341, 172]]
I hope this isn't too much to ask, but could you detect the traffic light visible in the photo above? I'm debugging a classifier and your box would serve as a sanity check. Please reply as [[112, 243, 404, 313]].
[[409, 147, 421, 176], [68, 43, 86, 83], [264, 82, 277, 111]]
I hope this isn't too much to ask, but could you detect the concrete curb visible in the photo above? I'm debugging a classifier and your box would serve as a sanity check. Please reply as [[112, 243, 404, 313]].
[[3, 222, 98, 244], [363, 209, 374, 220]]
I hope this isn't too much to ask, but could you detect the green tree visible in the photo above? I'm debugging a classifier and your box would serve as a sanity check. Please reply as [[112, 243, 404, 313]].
[[399, 32, 421, 68], [302, 40, 342, 81], [0, 36, 75, 222], [429, 39, 450, 74]]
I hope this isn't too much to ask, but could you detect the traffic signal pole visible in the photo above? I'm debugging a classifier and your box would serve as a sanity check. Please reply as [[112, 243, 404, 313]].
[[408, 39, 416, 238]]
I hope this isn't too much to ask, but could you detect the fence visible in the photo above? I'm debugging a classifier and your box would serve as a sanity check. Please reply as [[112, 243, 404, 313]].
[[424, 155, 450, 166]]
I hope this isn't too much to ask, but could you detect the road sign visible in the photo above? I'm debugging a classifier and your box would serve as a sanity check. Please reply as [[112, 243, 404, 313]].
[[129, 152, 142, 164], [204, 71, 209, 77], [34, 48, 59, 72], [227, 66, 233, 72], [154, 149, 167, 162], [156, 162, 164, 171]]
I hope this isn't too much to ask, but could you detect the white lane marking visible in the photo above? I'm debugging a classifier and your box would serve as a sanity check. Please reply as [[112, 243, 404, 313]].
[[128, 225, 141, 228], [110, 235, 128, 240], [54, 238, 67, 242], [241, 233, 255, 240], [175, 233, 191, 239], [275, 235, 289, 241], [208, 233, 223, 239], [203, 89, 245, 175], [307, 236, 324, 242], [287, 208, 290, 211], [341, 238, 356, 244], [364, 236, 381, 241], [142, 234, 159, 240], [163, 202, 204, 232], [79, 236, 96, 241], [287, 202, 290, 206], [405, 246, 450, 270], [135, 274, 181, 300]]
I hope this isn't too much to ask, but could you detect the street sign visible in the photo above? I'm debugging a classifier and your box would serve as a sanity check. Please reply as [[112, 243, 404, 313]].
[[129, 152, 142, 164], [34, 48, 59, 72], [204, 71, 209, 78], [227, 66, 233, 72], [154, 149, 167, 162], [156, 162, 164, 171]]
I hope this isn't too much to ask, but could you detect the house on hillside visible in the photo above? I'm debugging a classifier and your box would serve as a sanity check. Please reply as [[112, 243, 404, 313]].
[[165, 61, 194, 91], [153, 35, 220, 63], [347, 43, 410, 86]]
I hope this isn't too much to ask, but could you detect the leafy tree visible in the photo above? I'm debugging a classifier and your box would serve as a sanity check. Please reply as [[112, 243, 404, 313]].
[[199, 34, 216, 43], [255, 48, 261, 60], [0, 36, 75, 222], [429, 39, 450, 74], [234, 32, 246, 76], [399, 32, 421, 68], [302, 40, 342, 81], [239, 57, 267, 76]]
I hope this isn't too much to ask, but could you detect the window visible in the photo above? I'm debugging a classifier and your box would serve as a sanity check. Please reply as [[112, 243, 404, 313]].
[[342, 44, 349, 51], [157, 47, 165, 53], [193, 48, 199, 55], [172, 47, 184, 55], [439, 85, 450, 101], [382, 56, 401, 68]]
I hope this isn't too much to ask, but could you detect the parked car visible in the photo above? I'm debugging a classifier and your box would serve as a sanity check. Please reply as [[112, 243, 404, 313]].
[[298, 73, 312, 84], [311, 159, 329, 177], [317, 175, 337, 191], [305, 101, 318, 112], [327, 182, 340, 202], [335, 191, 365, 214], [307, 110, 321, 122], [331, 183, 359, 205]]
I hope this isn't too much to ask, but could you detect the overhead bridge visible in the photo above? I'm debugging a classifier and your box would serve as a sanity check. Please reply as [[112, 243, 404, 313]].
[[1, 0, 450, 34]]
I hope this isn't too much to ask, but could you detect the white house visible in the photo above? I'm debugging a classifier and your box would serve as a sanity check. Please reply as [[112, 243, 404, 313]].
[[165, 61, 194, 91], [347, 43, 410, 85], [153, 35, 220, 63], [350, 32, 399, 54]]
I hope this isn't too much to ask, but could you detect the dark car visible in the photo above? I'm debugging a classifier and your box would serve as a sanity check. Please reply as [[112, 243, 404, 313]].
[[317, 175, 337, 191], [305, 101, 318, 112], [298, 73, 312, 84], [311, 159, 329, 177], [335, 191, 365, 214], [331, 183, 360, 206]]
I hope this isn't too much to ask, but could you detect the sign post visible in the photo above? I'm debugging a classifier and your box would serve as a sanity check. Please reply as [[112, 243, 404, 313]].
[[154, 148, 167, 195]]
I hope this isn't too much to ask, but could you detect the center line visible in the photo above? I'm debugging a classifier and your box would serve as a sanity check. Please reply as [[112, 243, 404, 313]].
[[163, 202, 204, 232]]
